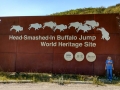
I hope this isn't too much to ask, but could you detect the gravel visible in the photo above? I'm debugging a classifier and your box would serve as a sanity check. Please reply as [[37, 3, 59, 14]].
[[0, 83, 120, 90]]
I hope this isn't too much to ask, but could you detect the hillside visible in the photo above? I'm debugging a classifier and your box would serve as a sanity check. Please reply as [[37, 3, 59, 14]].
[[51, 3, 120, 15]]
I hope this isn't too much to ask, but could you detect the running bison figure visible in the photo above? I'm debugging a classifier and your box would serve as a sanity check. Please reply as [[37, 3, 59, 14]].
[[43, 21, 56, 29], [68, 22, 82, 30], [68, 22, 91, 33], [10, 25, 23, 32], [28, 23, 42, 30], [84, 20, 99, 29], [54, 24, 67, 32], [77, 24, 92, 33]]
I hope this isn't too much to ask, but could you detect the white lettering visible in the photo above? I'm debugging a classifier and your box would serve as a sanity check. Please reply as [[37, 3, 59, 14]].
[[57, 35, 77, 40], [41, 42, 57, 46], [84, 42, 96, 47], [58, 42, 82, 48], [24, 35, 55, 40], [9, 35, 22, 40], [79, 35, 96, 41]]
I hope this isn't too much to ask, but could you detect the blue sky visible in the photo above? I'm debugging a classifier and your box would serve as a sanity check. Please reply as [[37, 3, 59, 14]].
[[0, 0, 120, 16]]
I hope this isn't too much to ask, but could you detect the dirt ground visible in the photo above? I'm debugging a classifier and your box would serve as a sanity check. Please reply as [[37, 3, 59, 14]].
[[0, 83, 120, 90]]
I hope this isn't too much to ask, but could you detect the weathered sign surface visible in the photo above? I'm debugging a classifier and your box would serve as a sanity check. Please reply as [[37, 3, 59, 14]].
[[0, 13, 120, 75]]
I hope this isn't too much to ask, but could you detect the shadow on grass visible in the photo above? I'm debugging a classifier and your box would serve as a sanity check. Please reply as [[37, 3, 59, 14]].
[[98, 75, 120, 85]]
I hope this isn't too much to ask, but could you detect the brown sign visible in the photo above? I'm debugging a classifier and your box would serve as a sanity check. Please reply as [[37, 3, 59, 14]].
[[0, 13, 120, 75]]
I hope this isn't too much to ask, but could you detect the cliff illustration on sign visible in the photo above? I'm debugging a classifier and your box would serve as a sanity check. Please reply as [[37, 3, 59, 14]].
[[0, 14, 120, 75], [97, 27, 110, 41], [10, 20, 110, 41]]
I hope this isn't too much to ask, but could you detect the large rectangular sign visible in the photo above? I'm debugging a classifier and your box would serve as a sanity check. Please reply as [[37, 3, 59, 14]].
[[0, 14, 120, 75]]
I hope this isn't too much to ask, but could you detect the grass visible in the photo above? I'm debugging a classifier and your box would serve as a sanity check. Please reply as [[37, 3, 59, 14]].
[[0, 71, 120, 85], [96, 75, 120, 86], [0, 71, 52, 82]]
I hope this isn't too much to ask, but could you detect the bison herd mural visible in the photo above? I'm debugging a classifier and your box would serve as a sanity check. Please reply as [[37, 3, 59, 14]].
[[11, 20, 99, 32], [0, 14, 120, 75], [10, 20, 110, 41]]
